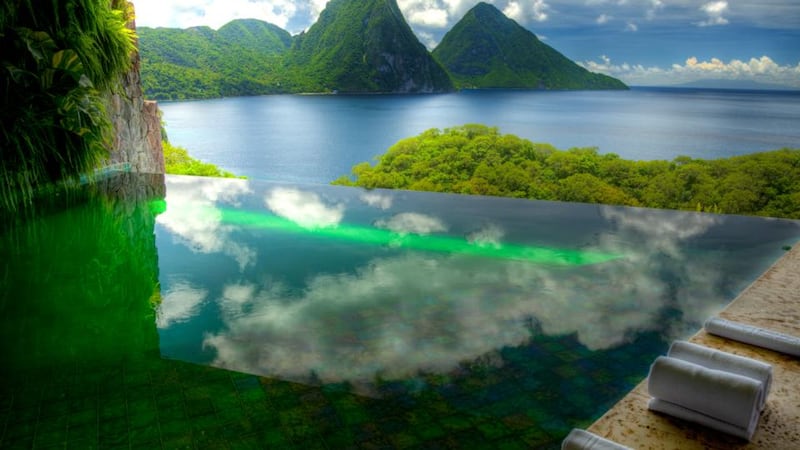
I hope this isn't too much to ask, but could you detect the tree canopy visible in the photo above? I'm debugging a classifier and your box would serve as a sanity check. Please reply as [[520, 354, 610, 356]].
[[333, 124, 800, 219]]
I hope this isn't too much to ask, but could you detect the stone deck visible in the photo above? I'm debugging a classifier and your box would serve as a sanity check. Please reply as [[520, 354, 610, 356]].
[[588, 243, 800, 449]]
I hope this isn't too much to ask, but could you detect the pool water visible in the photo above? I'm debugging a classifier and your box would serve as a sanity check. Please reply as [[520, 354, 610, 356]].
[[1, 173, 798, 449]]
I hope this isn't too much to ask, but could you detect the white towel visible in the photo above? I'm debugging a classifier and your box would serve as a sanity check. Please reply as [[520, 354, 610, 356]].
[[561, 429, 632, 450], [647, 356, 762, 431], [705, 317, 800, 357], [668, 340, 772, 410], [648, 398, 757, 441]]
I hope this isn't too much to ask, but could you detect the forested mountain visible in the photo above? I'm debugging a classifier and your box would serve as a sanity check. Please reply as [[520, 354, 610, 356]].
[[138, 0, 627, 99], [433, 3, 627, 90], [138, 20, 292, 99], [285, 0, 453, 93]]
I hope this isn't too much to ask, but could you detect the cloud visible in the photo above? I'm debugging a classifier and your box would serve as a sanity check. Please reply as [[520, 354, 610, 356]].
[[406, 7, 450, 27], [580, 54, 800, 88], [374, 212, 448, 235], [202, 206, 729, 388], [596, 13, 612, 24], [157, 281, 208, 328], [156, 177, 256, 270], [697, 1, 729, 26], [503, 0, 549, 23], [466, 224, 505, 248], [625, 20, 638, 31], [361, 192, 393, 210], [265, 188, 344, 229]]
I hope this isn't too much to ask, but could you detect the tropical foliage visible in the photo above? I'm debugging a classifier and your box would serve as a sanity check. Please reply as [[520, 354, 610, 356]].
[[432, 3, 627, 90], [1, 0, 135, 213], [137, 0, 628, 100], [163, 141, 243, 178], [138, 19, 292, 100], [333, 125, 800, 219]]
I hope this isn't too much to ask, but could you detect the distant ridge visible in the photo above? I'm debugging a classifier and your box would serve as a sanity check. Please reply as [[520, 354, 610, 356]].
[[137, 2, 630, 99], [138, 19, 292, 99], [432, 2, 627, 90]]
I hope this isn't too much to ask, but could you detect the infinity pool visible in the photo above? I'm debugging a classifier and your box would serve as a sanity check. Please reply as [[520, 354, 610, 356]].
[[1, 173, 798, 448]]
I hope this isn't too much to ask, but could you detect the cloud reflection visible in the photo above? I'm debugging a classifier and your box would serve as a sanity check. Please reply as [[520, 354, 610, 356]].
[[265, 188, 344, 229], [374, 212, 448, 235], [360, 192, 393, 210], [202, 205, 728, 387], [157, 177, 256, 270], [157, 281, 208, 328]]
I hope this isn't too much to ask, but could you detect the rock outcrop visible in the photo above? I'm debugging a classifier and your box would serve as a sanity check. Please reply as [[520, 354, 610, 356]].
[[107, 4, 165, 174]]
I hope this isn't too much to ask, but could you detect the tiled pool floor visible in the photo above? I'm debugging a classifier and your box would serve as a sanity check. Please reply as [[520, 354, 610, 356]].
[[1, 356, 574, 449]]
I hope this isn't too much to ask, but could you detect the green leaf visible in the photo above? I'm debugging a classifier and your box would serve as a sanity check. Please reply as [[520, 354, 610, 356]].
[[51, 49, 84, 81]]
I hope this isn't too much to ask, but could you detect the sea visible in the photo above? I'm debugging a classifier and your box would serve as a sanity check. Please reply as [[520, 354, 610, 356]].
[[159, 86, 800, 184]]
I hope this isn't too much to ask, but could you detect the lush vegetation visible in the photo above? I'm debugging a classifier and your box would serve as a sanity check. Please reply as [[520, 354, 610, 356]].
[[163, 141, 243, 178], [138, 19, 292, 100], [138, 0, 627, 100], [1, 0, 135, 212], [334, 125, 800, 219], [286, 0, 453, 93], [433, 3, 627, 90]]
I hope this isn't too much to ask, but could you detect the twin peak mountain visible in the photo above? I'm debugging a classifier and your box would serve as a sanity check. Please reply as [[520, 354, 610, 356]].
[[138, 0, 627, 99]]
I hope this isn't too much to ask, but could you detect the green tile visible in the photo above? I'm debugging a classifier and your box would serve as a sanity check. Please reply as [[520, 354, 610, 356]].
[[388, 432, 420, 449], [66, 438, 98, 449], [67, 422, 98, 441], [186, 398, 215, 418], [129, 425, 161, 445], [158, 417, 193, 440], [162, 435, 193, 449], [128, 410, 158, 429], [477, 421, 512, 440]]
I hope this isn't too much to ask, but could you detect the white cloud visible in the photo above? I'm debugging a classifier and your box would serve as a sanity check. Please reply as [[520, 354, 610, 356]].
[[156, 177, 256, 270], [360, 192, 393, 210], [580, 54, 800, 88], [374, 212, 448, 235], [202, 206, 729, 388], [406, 8, 450, 27], [265, 188, 344, 229], [697, 1, 729, 26], [597, 13, 612, 24], [157, 281, 208, 328], [503, 0, 549, 23], [625, 20, 638, 31], [466, 224, 505, 248]]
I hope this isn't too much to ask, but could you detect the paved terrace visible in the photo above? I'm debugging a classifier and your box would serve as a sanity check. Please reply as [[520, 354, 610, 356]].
[[588, 243, 800, 449]]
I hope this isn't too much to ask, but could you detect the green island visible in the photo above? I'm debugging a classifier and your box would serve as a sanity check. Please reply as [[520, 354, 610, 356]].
[[334, 124, 800, 219]]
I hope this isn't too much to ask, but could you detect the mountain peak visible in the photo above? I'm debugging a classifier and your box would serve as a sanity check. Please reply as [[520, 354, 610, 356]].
[[433, 4, 627, 90], [287, 0, 453, 93]]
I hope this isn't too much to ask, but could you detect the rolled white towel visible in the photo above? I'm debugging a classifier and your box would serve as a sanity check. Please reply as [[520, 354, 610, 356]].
[[648, 398, 757, 441], [705, 317, 800, 357], [647, 356, 762, 431], [561, 429, 632, 450], [668, 340, 772, 410]]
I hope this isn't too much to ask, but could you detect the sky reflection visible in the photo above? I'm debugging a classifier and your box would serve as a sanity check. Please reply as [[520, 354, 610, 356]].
[[155, 177, 800, 389]]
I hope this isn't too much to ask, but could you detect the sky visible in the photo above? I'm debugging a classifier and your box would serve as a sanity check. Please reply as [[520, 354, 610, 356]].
[[132, 0, 800, 88]]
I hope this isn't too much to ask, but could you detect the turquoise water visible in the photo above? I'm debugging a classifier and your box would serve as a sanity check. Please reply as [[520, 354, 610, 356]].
[[159, 87, 800, 183], [2, 173, 799, 448]]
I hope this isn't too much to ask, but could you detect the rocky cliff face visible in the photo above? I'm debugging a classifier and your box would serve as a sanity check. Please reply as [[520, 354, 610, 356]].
[[107, 5, 165, 174]]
